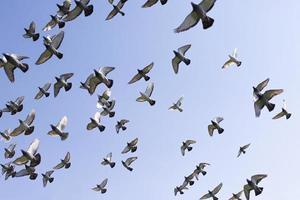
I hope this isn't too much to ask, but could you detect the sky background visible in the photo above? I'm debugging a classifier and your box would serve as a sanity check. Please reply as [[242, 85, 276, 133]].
[[1, 0, 300, 199]]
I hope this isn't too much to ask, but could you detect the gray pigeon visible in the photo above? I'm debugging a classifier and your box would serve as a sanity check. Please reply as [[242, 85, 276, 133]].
[[2, 53, 29, 73], [1, 96, 25, 117], [244, 174, 267, 200], [222, 48, 241, 69], [200, 182, 223, 200], [0, 129, 12, 142], [36, 31, 64, 65], [115, 119, 129, 133], [229, 190, 243, 200], [42, 170, 54, 187], [101, 152, 115, 168], [174, 0, 216, 33], [253, 79, 283, 117], [100, 100, 115, 118], [136, 82, 156, 106], [14, 165, 38, 180], [0, 55, 17, 82], [13, 139, 41, 167], [174, 184, 188, 196], [122, 156, 137, 171], [272, 100, 292, 120], [63, 0, 93, 22], [48, 116, 69, 141], [122, 138, 138, 154], [128, 62, 154, 84], [208, 117, 224, 136], [4, 143, 16, 159], [23, 21, 40, 41], [92, 178, 108, 193], [35, 82, 51, 100], [53, 152, 71, 169], [1, 162, 16, 180], [10, 109, 35, 137], [106, 0, 127, 20], [181, 140, 196, 156], [142, 0, 168, 8], [169, 96, 184, 112], [193, 162, 210, 180], [96, 89, 112, 108], [88, 67, 115, 94], [80, 73, 94, 95], [43, 15, 65, 31], [54, 73, 74, 97], [237, 143, 251, 158], [57, 0, 72, 17], [87, 112, 105, 132], [172, 44, 191, 74]]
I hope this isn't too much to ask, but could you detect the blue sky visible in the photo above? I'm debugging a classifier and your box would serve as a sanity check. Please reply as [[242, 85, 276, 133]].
[[1, 0, 300, 199]]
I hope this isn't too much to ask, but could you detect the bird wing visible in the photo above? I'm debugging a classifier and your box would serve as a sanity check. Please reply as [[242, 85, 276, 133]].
[[215, 117, 223, 123], [27, 139, 40, 156], [256, 78, 269, 92], [29, 21, 36, 32], [176, 96, 184, 106], [142, 0, 159, 8], [63, 5, 82, 22], [15, 168, 29, 177], [251, 174, 267, 184], [145, 82, 154, 97], [64, 152, 71, 162], [125, 156, 137, 165], [10, 125, 25, 137], [272, 111, 285, 119], [43, 18, 57, 32], [43, 82, 52, 91], [222, 59, 234, 69], [121, 146, 130, 154], [53, 161, 64, 169], [212, 182, 223, 195], [54, 82, 63, 97], [178, 44, 191, 55], [143, 62, 154, 73], [232, 48, 238, 58], [200, 192, 211, 199], [24, 109, 35, 125], [199, 0, 216, 12], [58, 116, 68, 131], [172, 56, 181, 74], [99, 66, 115, 76], [106, 152, 112, 161], [3, 64, 16, 82], [13, 155, 28, 165], [94, 112, 101, 122], [46, 170, 54, 177], [174, 10, 200, 33], [264, 89, 283, 101], [102, 89, 111, 100], [52, 31, 65, 49], [180, 145, 185, 156], [186, 140, 196, 145], [254, 100, 264, 117], [128, 73, 142, 84], [208, 124, 215, 136], [131, 138, 139, 146], [243, 184, 251, 200], [100, 178, 108, 188], [88, 76, 101, 94], [36, 49, 52, 65], [60, 72, 74, 80], [237, 149, 242, 157], [243, 143, 251, 150]]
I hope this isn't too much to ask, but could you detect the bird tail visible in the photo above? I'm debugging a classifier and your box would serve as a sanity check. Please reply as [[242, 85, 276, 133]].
[[237, 61, 242, 67], [286, 113, 292, 119], [65, 162, 71, 169], [120, 11, 125, 16], [55, 51, 63, 59], [98, 125, 105, 132], [109, 111, 115, 118], [101, 188, 107, 194], [127, 167, 133, 171], [84, 5, 94, 16], [201, 171, 207, 176], [58, 21, 65, 29], [131, 146, 137, 153], [32, 33, 40, 41], [213, 196, 218, 200], [60, 132, 69, 141], [266, 102, 275, 112], [218, 128, 224, 134], [202, 16, 214, 29], [254, 187, 263, 196], [144, 75, 150, 81], [65, 82, 72, 91], [0, 110, 2, 118], [19, 63, 29, 73], [189, 181, 194, 186], [29, 173, 38, 180], [183, 58, 191, 65], [110, 162, 116, 168], [187, 147, 193, 151], [45, 92, 50, 97], [49, 177, 54, 183], [17, 104, 24, 112], [149, 99, 156, 106], [30, 153, 41, 167], [107, 79, 114, 88], [24, 126, 35, 135], [178, 107, 183, 112], [121, 126, 127, 131]]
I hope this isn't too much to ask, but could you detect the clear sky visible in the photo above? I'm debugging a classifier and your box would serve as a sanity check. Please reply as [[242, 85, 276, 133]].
[[1, 0, 300, 199]]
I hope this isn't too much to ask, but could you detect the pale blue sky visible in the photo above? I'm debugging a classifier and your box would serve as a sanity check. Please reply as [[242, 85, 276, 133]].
[[1, 0, 300, 199]]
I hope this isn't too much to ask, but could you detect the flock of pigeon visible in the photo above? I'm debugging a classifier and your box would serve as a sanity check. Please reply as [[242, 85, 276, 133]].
[[0, 0, 292, 199]]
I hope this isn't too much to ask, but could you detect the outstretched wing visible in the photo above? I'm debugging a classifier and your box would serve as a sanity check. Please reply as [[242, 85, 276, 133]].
[[174, 10, 200, 33]]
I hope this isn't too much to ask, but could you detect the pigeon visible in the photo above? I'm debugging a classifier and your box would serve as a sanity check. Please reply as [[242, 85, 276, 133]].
[[101, 152, 116, 168], [13, 139, 41, 167], [193, 162, 210, 180], [92, 178, 108, 193], [57, 0, 72, 17], [169, 96, 184, 112], [237, 143, 251, 158], [10, 109, 36, 137], [181, 140, 196, 156], [53, 152, 71, 169], [54, 73, 74, 97], [174, 0, 216, 33], [200, 182, 223, 200], [0, 129, 12, 142], [63, 0, 93, 22], [142, 0, 168, 8], [208, 117, 224, 136], [136, 82, 156, 106], [128, 62, 154, 84], [115, 119, 129, 133], [42, 170, 54, 187], [14, 165, 38, 180], [1, 162, 16, 180], [23, 21, 40, 41], [174, 184, 188, 196], [48, 116, 69, 141], [1, 96, 25, 117], [253, 79, 283, 117], [35, 82, 51, 100], [272, 100, 292, 120], [2, 53, 29, 73], [172, 44, 191, 74], [229, 190, 243, 200], [106, 0, 127, 20], [222, 48, 242, 69], [244, 174, 267, 200], [183, 173, 195, 186], [0, 55, 17, 82], [122, 156, 137, 171], [36, 31, 64, 65], [80, 73, 94, 95], [4, 143, 16, 159], [96, 89, 112, 108], [100, 100, 115, 118], [88, 67, 115, 94], [43, 15, 65, 31], [122, 138, 138, 154], [87, 112, 105, 132]]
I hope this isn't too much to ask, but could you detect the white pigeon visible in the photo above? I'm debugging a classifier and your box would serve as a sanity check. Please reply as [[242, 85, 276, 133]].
[[136, 82, 156, 106], [48, 116, 69, 141], [222, 48, 242, 69]]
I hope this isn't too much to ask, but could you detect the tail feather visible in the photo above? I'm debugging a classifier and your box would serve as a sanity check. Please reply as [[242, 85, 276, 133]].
[[65, 83, 72, 91], [109, 111, 115, 118], [98, 125, 105, 132], [56, 51, 63, 59], [286, 113, 292, 119], [24, 126, 34, 135], [32, 33, 40, 41], [254, 187, 263, 196], [65, 162, 71, 169], [201, 171, 207, 176], [20, 63, 29, 73], [110, 162, 116, 168], [107, 79, 114, 88], [60, 132, 69, 141], [149, 100, 156, 106], [45, 92, 50, 97], [183, 58, 191, 65], [49, 177, 54, 183], [84, 5, 94, 16], [121, 126, 127, 131], [218, 128, 224, 134], [202, 16, 214, 29], [101, 188, 107, 194], [266, 103, 275, 112], [144, 75, 150, 81]]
